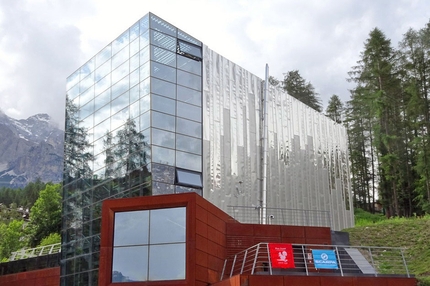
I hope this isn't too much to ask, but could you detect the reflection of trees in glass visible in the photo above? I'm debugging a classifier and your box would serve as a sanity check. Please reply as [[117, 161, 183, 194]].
[[64, 97, 94, 180], [114, 118, 149, 175], [104, 132, 115, 178]]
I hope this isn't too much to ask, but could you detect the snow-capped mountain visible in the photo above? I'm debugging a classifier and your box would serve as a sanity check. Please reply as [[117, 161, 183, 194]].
[[0, 111, 64, 188]]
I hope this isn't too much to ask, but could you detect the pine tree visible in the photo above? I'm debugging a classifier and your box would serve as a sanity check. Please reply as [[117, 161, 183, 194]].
[[282, 70, 323, 112], [326, 94, 344, 123]]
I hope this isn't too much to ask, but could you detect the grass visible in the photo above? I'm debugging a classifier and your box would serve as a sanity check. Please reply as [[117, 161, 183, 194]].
[[343, 209, 430, 285]]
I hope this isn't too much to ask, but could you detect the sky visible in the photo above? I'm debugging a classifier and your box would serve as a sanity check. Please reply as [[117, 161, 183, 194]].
[[0, 0, 429, 128]]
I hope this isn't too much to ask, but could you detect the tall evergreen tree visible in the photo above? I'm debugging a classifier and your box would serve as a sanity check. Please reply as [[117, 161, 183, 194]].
[[326, 94, 344, 123], [282, 70, 323, 112]]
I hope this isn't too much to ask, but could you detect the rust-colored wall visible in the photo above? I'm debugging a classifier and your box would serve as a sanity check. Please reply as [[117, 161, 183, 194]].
[[211, 274, 417, 286], [226, 223, 331, 256], [0, 267, 59, 286]]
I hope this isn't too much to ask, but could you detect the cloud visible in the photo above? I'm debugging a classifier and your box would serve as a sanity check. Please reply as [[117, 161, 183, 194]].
[[0, 0, 92, 128]]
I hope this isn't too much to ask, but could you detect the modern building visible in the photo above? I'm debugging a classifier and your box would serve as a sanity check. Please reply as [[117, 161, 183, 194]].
[[60, 12, 353, 285]]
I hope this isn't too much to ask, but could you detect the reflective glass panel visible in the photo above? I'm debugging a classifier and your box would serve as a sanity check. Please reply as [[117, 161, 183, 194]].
[[178, 40, 202, 58], [151, 78, 176, 99], [67, 70, 79, 91], [139, 61, 150, 82], [176, 151, 202, 172], [114, 210, 149, 246], [96, 45, 111, 67], [139, 15, 149, 35], [140, 95, 150, 114], [177, 70, 201, 91], [80, 86, 94, 107], [148, 244, 185, 281], [95, 75, 111, 96], [152, 94, 175, 115], [112, 60, 129, 84], [152, 111, 175, 132], [95, 89, 111, 111], [150, 14, 176, 37], [177, 101, 201, 122], [129, 21, 140, 41], [140, 77, 150, 97], [80, 72, 94, 93], [151, 46, 176, 67], [177, 55, 201, 75], [95, 59, 111, 82], [112, 30, 129, 55], [111, 93, 129, 114], [176, 134, 202, 155], [178, 29, 201, 46], [152, 128, 175, 149], [130, 52, 139, 72], [176, 118, 201, 138], [149, 207, 185, 244], [111, 76, 129, 100], [176, 169, 202, 187], [112, 47, 129, 70], [140, 111, 150, 131], [152, 146, 175, 166], [130, 68, 139, 88], [140, 31, 150, 52], [112, 246, 148, 282], [151, 61, 176, 83], [150, 30, 176, 52]]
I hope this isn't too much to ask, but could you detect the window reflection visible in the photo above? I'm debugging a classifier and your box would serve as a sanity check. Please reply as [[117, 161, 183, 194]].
[[112, 207, 186, 282]]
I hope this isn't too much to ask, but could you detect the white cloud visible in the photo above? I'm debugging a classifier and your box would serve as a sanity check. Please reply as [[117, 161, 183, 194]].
[[0, 0, 428, 126]]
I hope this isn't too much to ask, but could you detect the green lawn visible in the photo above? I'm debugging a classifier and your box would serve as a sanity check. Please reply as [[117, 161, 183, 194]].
[[343, 211, 430, 285]]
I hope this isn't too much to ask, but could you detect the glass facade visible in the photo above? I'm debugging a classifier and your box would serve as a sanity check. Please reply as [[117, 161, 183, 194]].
[[63, 13, 202, 285], [62, 12, 353, 285]]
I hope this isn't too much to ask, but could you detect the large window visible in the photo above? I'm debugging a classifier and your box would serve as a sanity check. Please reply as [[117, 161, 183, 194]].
[[112, 207, 186, 282]]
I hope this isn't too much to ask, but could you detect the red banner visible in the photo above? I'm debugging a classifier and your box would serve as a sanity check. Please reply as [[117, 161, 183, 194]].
[[268, 243, 296, 268]]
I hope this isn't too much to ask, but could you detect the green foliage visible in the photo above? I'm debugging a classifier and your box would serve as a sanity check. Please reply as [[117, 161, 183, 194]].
[[0, 220, 27, 261], [28, 183, 62, 247], [325, 94, 344, 123], [345, 215, 430, 284], [354, 208, 386, 226], [38, 232, 61, 247], [282, 70, 322, 112]]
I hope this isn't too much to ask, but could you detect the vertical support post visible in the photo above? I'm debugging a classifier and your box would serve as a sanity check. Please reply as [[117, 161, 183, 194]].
[[302, 245, 309, 276], [230, 255, 237, 277], [266, 243, 273, 275], [241, 249, 248, 274], [401, 248, 410, 278], [261, 64, 269, 224], [335, 246, 344, 276], [220, 259, 227, 281], [369, 247, 377, 277], [251, 244, 261, 274]]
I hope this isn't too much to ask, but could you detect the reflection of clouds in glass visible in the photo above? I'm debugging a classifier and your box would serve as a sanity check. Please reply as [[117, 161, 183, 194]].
[[114, 210, 149, 246], [93, 119, 110, 141], [177, 101, 201, 122], [152, 128, 175, 149], [150, 208, 186, 244], [149, 244, 185, 281], [111, 92, 129, 114], [79, 72, 94, 94], [112, 246, 148, 282], [176, 134, 202, 155], [95, 75, 111, 96], [112, 46, 129, 70], [111, 108, 129, 132], [112, 60, 129, 84], [176, 151, 202, 172], [112, 30, 129, 55], [66, 70, 79, 91], [95, 88, 110, 111], [177, 70, 201, 91], [94, 104, 110, 126], [177, 118, 201, 138], [96, 45, 111, 68], [95, 60, 111, 83], [111, 76, 129, 100], [152, 146, 175, 166]]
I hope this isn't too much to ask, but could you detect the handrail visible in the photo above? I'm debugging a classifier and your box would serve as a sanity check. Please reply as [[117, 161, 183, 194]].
[[221, 243, 411, 281], [9, 243, 61, 261]]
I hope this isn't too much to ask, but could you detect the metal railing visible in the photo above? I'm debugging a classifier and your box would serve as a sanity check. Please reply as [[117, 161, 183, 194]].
[[228, 206, 332, 228], [221, 243, 410, 280], [9, 243, 61, 261]]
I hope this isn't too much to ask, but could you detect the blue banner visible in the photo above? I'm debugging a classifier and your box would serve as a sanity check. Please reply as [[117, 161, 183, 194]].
[[312, 249, 338, 269]]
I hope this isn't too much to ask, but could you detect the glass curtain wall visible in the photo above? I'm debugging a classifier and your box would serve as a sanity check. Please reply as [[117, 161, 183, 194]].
[[62, 13, 203, 285]]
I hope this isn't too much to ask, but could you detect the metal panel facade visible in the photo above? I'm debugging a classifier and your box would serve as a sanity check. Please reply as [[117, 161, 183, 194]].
[[202, 47, 353, 231]]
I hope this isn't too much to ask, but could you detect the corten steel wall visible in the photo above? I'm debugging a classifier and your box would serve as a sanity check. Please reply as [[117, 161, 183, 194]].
[[99, 193, 232, 286], [0, 267, 60, 286], [202, 47, 353, 230], [212, 275, 418, 286]]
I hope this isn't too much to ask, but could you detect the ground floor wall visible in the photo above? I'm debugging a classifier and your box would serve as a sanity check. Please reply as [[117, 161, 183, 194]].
[[0, 267, 60, 286]]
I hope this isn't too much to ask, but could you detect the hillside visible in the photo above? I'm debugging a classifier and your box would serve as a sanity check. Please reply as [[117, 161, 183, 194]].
[[344, 215, 430, 285]]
